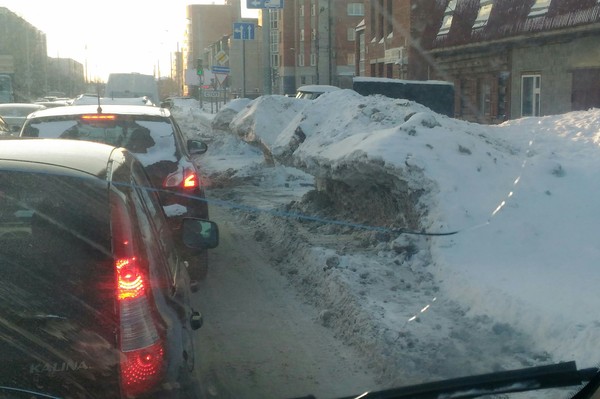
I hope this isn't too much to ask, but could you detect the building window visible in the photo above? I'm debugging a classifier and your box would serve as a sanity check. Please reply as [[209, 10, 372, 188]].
[[347, 53, 356, 66], [300, 29, 305, 41], [478, 78, 491, 117], [310, 53, 316, 66], [370, 1, 377, 40], [299, 5, 304, 17], [386, 0, 393, 37], [347, 28, 356, 41], [377, 0, 384, 39], [497, 72, 510, 120], [270, 30, 279, 53], [528, 0, 551, 18], [521, 74, 541, 117], [298, 53, 305, 67], [348, 3, 365, 16], [473, 0, 493, 29], [438, 0, 457, 36], [270, 9, 279, 29], [311, 4, 316, 16], [312, 29, 317, 40], [571, 69, 600, 111]]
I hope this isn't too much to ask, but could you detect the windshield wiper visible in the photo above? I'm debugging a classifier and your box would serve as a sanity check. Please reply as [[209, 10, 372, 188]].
[[295, 361, 599, 399]]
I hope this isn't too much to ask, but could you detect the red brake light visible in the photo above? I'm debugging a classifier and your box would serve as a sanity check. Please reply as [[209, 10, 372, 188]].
[[183, 172, 198, 188], [163, 167, 200, 189], [116, 257, 145, 301], [81, 114, 117, 121], [121, 342, 165, 397]]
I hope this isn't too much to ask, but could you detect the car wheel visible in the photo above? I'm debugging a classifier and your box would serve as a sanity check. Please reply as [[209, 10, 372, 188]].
[[187, 250, 208, 281]]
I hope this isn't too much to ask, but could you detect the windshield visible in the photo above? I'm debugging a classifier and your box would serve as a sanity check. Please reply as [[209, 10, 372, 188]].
[[2, 1, 599, 399]]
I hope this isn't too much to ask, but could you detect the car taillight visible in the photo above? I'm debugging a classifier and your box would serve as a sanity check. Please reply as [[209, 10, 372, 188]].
[[163, 167, 199, 189], [111, 193, 165, 397], [81, 114, 117, 121], [116, 257, 145, 300], [120, 342, 164, 395]]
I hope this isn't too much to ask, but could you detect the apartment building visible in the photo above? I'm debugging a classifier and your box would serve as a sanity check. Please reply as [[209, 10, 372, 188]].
[[357, 0, 438, 81], [183, 1, 240, 96], [0, 7, 49, 100], [268, 0, 365, 95]]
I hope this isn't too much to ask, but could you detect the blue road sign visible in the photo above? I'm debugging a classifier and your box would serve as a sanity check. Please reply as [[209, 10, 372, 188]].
[[233, 22, 255, 40], [212, 66, 230, 74], [246, 0, 283, 9]]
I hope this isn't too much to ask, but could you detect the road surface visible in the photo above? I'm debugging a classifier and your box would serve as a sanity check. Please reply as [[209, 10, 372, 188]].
[[191, 204, 378, 399]]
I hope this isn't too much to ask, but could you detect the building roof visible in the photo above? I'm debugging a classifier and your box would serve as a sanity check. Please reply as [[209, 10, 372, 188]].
[[432, 0, 600, 49]]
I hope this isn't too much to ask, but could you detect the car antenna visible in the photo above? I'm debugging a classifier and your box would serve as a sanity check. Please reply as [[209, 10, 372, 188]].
[[96, 82, 102, 113]]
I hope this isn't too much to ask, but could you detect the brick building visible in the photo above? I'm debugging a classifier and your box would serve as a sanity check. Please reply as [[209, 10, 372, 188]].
[[268, 0, 365, 95], [356, 0, 600, 124], [430, 0, 600, 123], [357, 0, 441, 81]]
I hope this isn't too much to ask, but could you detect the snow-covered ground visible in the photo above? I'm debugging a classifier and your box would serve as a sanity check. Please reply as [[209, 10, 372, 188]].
[[170, 93, 600, 392]]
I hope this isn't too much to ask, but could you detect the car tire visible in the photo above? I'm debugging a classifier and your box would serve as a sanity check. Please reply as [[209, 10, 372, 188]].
[[187, 250, 208, 281]]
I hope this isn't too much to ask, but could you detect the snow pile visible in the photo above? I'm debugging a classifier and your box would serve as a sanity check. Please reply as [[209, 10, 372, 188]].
[[172, 94, 600, 384], [228, 95, 309, 163], [210, 97, 252, 131]]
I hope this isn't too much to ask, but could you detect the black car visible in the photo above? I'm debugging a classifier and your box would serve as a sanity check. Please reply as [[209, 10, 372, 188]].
[[0, 138, 219, 398], [20, 104, 212, 280]]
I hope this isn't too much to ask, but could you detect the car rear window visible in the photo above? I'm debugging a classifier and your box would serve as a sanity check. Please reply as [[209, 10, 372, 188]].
[[0, 168, 121, 397], [22, 114, 179, 164], [0, 170, 113, 317]]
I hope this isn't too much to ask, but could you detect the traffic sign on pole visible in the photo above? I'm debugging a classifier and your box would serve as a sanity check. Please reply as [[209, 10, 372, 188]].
[[247, 0, 284, 9], [211, 66, 230, 74], [233, 22, 255, 40]]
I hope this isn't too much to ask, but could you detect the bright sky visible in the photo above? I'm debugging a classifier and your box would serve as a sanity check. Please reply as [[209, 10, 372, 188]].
[[1, 0, 256, 82]]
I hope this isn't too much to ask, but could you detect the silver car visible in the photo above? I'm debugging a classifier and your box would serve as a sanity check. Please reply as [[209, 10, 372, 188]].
[[0, 103, 47, 134]]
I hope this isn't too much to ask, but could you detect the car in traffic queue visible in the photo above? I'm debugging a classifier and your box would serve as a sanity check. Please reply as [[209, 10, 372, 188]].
[[71, 93, 155, 106], [0, 102, 47, 134], [0, 114, 10, 136], [294, 85, 341, 100], [0, 137, 219, 398], [20, 104, 213, 280]]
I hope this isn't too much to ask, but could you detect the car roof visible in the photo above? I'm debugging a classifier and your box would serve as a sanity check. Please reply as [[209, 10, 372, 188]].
[[296, 85, 341, 93], [71, 95, 155, 106], [25, 104, 172, 120], [0, 103, 47, 109], [0, 138, 122, 177]]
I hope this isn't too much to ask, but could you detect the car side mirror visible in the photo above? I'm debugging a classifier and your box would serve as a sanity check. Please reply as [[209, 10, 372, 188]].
[[187, 139, 208, 155], [181, 218, 219, 250]]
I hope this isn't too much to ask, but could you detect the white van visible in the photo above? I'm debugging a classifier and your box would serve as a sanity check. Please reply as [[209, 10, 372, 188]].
[[105, 73, 160, 105]]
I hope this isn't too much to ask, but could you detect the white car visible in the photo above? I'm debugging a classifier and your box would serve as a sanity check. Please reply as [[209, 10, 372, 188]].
[[294, 84, 341, 100], [70, 94, 154, 106]]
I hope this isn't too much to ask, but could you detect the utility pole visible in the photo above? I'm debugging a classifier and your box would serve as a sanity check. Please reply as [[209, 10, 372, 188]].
[[262, 9, 272, 95]]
